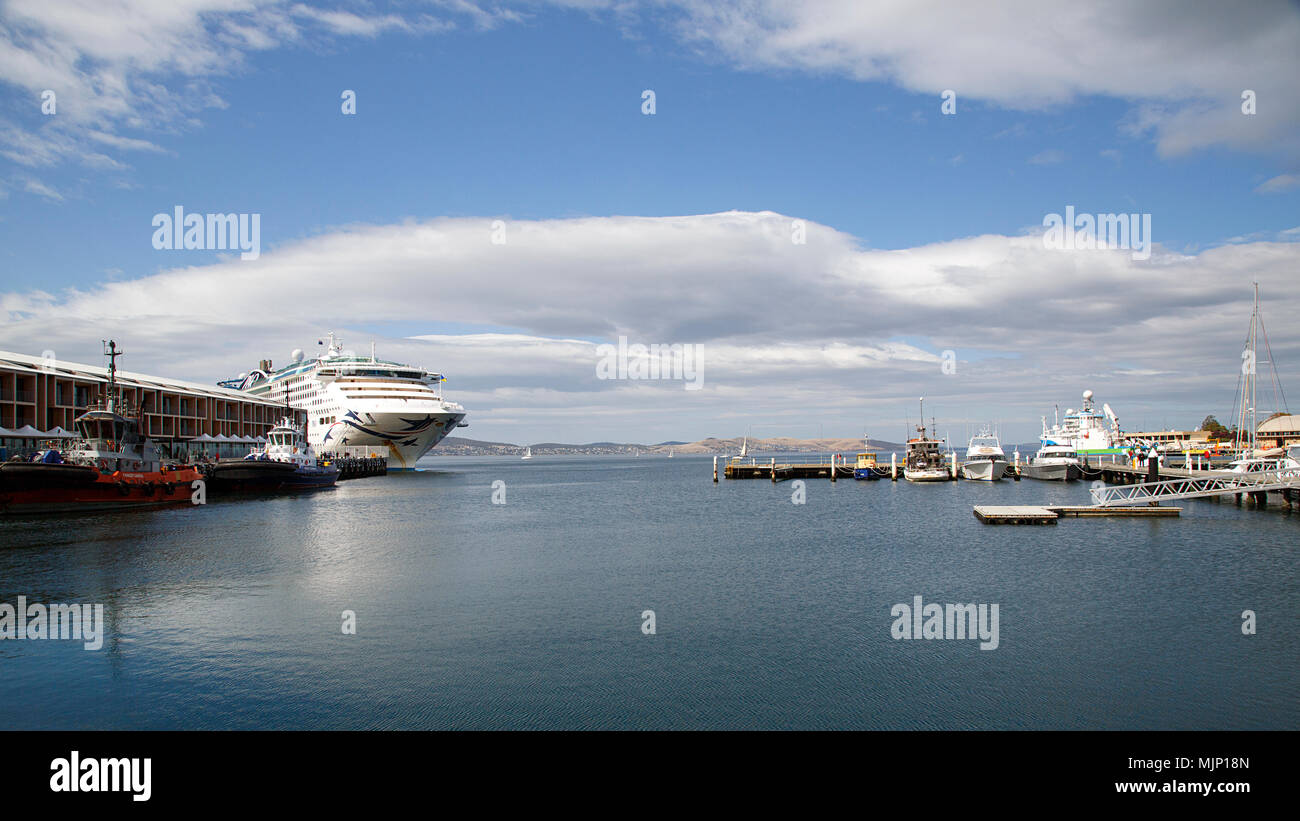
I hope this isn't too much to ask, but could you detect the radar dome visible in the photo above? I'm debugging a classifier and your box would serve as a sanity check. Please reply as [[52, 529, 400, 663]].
[[1083, 389, 1094, 401], [291, 348, 305, 363]]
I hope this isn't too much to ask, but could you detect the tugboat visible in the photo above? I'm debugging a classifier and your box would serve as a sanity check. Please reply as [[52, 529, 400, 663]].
[[251, 416, 339, 491], [0, 341, 203, 515], [904, 399, 952, 482]]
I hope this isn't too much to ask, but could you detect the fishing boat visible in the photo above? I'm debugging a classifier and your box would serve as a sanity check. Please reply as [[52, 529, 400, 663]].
[[960, 427, 1008, 481], [0, 341, 203, 515], [521, 446, 532, 461], [853, 435, 881, 480], [904, 399, 951, 482]]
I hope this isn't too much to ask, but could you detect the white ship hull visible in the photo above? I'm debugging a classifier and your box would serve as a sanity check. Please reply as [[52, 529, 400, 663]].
[[960, 459, 1008, 481], [317, 407, 466, 470], [1020, 462, 1079, 481], [904, 466, 951, 482]]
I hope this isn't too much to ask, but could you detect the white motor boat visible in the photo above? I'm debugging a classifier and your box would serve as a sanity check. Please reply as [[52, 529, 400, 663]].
[[1020, 444, 1082, 481], [960, 428, 1008, 481]]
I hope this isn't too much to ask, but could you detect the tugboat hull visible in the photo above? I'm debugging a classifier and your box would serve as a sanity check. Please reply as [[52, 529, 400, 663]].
[[203, 460, 298, 494], [0, 464, 202, 515]]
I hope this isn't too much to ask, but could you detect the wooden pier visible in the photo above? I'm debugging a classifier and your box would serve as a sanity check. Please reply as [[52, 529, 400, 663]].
[[974, 504, 1181, 524], [722, 459, 854, 481]]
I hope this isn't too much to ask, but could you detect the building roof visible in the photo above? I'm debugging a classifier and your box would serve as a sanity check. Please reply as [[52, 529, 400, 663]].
[[0, 349, 282, 406], [1258, 414, 1300, 433]]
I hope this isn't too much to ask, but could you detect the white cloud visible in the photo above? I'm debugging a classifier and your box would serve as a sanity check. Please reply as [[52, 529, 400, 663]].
[[1, 211, 1296, 443], [21, 177, 62, 200], [1028, 149, 1064, 165], [1255, 173, 1300, 194], [657, 0, 1300, 158]]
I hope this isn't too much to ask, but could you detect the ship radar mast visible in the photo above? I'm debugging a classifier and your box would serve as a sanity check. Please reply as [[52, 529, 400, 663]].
[[102, 339, 122, 414]]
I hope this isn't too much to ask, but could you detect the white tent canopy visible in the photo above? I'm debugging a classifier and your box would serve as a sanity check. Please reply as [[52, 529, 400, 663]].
[[9, 425, 45, 437]]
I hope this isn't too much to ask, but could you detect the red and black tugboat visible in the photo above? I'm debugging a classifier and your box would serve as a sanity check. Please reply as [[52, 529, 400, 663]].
[[0, 341, 204, 515]]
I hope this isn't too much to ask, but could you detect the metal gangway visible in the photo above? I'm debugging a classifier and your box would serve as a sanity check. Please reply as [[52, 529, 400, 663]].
[[1091, 471, 1300, 507]]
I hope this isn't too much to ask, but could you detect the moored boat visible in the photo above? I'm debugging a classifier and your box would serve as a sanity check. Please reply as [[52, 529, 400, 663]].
[[0, 341, 203, 515], [904, 400, 951, 482], [1020, 444, 1082, 481], [960, 427, 1008, 481], [853, 435, 882, 479]]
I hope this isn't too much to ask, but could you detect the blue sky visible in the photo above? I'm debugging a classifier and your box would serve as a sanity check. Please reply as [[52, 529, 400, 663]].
[[2, 1, 1299, 444]]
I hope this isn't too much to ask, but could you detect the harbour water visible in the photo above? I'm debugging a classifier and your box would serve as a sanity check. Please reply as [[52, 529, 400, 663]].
[[1, 455, 1295, 730]]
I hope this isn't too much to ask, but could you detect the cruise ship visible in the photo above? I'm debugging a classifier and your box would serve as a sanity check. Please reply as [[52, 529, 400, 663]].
[[220, 334, 468, 470]]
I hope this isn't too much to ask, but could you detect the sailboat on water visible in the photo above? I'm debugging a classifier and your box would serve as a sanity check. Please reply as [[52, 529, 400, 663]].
[[521, 446, 532, 460]]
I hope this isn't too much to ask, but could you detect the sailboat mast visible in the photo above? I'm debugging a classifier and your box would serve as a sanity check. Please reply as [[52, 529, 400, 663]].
[[1242, 280, 1253, 449]]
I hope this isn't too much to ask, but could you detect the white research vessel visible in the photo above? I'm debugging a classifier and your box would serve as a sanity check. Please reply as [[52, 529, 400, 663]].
[[221, 333, 468, 470], [1039, 389, 1124, 457]]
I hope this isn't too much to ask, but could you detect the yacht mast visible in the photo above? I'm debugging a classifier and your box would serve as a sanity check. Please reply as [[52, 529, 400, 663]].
[[1237, 283, 1259, 455]]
